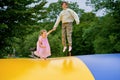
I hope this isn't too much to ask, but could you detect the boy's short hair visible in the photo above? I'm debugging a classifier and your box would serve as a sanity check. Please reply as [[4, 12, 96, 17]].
[[61, 1, 68, 6]]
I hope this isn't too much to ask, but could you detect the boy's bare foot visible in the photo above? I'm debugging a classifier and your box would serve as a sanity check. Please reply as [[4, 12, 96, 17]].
[[63, 46, 67, 52], [68, 46, 72, 52]]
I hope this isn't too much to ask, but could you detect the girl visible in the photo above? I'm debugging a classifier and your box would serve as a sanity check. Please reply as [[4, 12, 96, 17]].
[[34, 29, 54, 59]]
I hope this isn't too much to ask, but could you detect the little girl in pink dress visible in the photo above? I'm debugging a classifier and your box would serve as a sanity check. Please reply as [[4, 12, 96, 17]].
[[34, 29, 53, 59]]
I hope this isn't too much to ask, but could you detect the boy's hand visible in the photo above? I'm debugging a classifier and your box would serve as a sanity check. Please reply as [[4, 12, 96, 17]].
[[53, 27, 56, 31]]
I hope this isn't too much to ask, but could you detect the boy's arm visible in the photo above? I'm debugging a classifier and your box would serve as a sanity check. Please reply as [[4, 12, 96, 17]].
[[69, 9, 80, 25], [53, 13, 62, 30]]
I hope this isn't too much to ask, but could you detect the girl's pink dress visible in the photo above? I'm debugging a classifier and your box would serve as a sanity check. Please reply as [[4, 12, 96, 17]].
[[34, 36, 51, 58]]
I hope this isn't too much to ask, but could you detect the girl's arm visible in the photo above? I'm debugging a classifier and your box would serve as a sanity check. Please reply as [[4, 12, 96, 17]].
[[47, 29, 54, 35], [39, 41, 46, 48], [38, 37, 46, 48]]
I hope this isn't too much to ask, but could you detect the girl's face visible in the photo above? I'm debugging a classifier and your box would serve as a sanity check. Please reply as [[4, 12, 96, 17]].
[[42, 31, 47, 38]]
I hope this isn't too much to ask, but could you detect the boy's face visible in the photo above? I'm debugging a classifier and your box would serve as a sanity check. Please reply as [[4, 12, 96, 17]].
[[62, 3, 68, 9]]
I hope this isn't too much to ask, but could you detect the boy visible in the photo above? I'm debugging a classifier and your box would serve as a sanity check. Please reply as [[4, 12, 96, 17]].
[[53, 1, 80, 52]]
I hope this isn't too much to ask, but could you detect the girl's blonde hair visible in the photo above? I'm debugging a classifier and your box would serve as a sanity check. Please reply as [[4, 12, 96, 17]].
[[40, 29, 47, 35]]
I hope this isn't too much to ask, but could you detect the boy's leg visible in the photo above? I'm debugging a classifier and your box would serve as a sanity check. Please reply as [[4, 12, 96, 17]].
[[66, 22, 73, 51], [62, 24, 67, 52]]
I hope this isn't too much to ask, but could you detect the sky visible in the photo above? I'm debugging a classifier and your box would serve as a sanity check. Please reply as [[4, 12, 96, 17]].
[[46, 0, 104, 16]]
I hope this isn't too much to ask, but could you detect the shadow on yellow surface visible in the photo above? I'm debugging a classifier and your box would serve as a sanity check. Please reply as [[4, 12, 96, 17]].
[[0, 57, 95, 80]]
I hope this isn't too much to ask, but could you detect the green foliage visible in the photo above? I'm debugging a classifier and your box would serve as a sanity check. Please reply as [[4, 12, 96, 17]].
[[72, 12, 98, 55], [0, 0, 47, 57], [94, 36, 113, 53], [86, 0, 120, 53], [22, 31, 39, 57], [93, 14, 120, 53], [48, 32, 64, 57]]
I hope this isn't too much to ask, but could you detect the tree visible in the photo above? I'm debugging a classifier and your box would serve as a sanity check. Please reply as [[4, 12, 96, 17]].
[[86, 0, 120, 53], [93, 14, 120, 53], [72, 12, 98, 55], [0, 0, 47, 57]]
